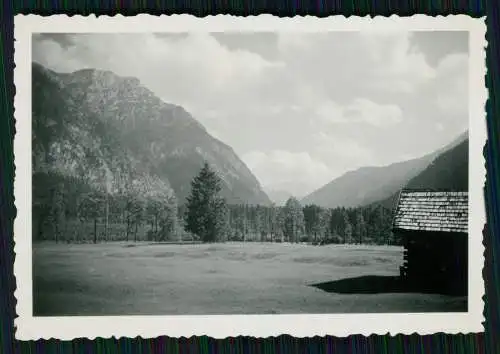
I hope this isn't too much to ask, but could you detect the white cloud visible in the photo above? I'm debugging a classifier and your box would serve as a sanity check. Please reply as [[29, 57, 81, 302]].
[[360, 32, 436, 92], [33, 33, 282, 110], [242, 150, 334, 196], [32, 32, 469, 196], [312, 132, 376, 167], [436, 52, 468, 76], [434, 53, 468, 117], [316, 98, 403, 127], [276, 33, 311, 53], [276, 32, 436, 97], [32, 35, 86, 72], [241, 133, 378, 196], [314, 100, 344, 123], [346, 99, 403, 126]]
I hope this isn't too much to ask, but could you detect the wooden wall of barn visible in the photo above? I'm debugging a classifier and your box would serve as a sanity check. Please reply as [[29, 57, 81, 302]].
[[399, 230, 468, 296]]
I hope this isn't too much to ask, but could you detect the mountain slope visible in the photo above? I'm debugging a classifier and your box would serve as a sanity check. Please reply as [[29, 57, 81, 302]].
[[300, 155, 433, 208], [32, 63, 164, 199], [372, 137, 469, 209], [32, 62, 271, 205], [405, 137, 468, 191], [301, 132, 468, 209]]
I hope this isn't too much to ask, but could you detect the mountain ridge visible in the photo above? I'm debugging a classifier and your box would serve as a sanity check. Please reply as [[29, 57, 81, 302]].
[[32, 62, 271, 205], [370, 136, 469, 210], [301, 131, 468, 209]]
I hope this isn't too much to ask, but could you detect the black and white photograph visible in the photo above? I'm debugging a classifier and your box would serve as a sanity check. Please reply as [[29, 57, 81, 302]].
[[14, 15, 486, 339]]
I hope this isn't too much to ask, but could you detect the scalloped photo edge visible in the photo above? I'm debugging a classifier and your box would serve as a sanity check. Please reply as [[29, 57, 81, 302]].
[[13, 14, 487, 340]]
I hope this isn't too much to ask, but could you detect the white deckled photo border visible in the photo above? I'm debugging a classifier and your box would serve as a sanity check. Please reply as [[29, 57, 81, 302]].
[[13, 14, 487, 340]]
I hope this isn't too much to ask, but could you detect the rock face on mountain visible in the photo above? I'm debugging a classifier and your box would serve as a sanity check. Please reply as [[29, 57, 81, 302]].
[[301, 132, 469, 209], [32, 62, 271, 205]]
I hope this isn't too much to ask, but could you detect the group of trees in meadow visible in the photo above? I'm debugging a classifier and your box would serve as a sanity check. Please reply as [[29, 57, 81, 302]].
[[33, 172, 181, 243], [33, 163, 397, 245], [209, 198, 395, 245], [184, 163, 396, 245]]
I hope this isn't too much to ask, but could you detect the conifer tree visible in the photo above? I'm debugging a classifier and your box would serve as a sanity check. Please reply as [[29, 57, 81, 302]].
[[185, 162, 229, 242], [318, 208, 331, 242], [303, 204, 321, 242]]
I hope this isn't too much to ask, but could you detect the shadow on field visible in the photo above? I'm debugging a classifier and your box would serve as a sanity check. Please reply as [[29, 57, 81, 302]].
[[310, 275, 466, 296]]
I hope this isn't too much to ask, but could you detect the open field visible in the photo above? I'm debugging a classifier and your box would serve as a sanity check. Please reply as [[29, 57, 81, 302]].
[[33, 242, 467, 315]]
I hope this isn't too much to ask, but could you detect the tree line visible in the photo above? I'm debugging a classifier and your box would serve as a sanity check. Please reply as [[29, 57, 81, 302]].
[[33, 172, 181, 243], [33, 163, 398, 245], [197, 199, 396, 245]]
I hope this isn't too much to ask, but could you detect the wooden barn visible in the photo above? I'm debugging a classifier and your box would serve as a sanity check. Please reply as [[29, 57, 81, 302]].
[[392, 190, 468, 295]]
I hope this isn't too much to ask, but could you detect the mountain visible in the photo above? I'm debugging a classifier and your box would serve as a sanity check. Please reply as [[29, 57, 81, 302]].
[[405, 136, 468, 191], [32, 62, 271, 205], [301, 156, 433, 208], [266, 189, 294, 206], [372, 136, 469, 209], [301, 132, 468, 209]]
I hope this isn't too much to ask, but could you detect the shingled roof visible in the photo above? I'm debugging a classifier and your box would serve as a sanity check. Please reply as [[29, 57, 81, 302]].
[[392, 190, 468, 233]]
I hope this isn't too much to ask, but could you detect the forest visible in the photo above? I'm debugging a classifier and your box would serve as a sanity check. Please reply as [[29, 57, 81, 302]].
[[33, 163, 398, 246]]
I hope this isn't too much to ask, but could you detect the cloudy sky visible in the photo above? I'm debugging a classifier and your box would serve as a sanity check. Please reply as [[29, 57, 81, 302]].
[[32, 31, 469, 197]]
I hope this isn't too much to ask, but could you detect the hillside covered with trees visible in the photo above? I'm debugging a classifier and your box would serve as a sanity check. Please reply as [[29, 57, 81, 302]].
[[301, 132, 468, 209], [371, 137, 469, 210]]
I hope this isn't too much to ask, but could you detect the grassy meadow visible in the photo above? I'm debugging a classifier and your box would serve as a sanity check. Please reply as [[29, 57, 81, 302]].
[[33, 242, 467, 315]]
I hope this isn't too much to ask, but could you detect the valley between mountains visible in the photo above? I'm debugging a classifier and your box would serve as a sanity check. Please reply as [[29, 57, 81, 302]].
[[32, 62, 469, 316], [32, 62, 468, 245]]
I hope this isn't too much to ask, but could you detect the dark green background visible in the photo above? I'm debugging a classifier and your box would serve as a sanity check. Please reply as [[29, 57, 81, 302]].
[[1, 0, 498, 353]]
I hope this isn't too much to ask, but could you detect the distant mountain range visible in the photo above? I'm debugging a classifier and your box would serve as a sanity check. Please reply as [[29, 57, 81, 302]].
[[32, 62, 468, 211], [301, 131, 468, 209], [32, 62, 271, 205], [266, 189, 295, 206]]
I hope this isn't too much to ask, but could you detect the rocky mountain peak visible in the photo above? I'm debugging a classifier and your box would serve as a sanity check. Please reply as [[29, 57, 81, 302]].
[[32, 62, 271, 206]]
